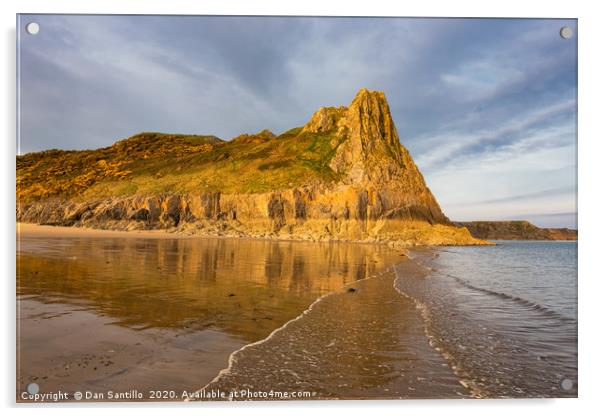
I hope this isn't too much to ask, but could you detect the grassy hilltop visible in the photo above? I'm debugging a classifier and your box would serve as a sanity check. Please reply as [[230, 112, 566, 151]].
[[17, 128, 344, 201]]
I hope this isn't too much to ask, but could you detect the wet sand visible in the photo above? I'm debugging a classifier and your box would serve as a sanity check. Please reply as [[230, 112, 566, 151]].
[[17, 299, 245, 401], [195, 260, 467, 400], [19, 262, 463, 402], [17, 228, 408, 402]]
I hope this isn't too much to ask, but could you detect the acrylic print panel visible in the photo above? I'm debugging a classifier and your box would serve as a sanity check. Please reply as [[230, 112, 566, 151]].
[[16, 15, 577, 402]]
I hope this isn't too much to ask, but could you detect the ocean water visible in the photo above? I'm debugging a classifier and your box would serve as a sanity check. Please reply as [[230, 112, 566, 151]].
[[394, 241, 578, 398]]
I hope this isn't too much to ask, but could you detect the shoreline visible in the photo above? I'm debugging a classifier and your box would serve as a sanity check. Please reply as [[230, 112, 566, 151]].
[[187, 258, 415, 400], [391, 249, 485, 398], [392, 243, 578, 398], [16, 223, 410, 253], [20, 223, 572, 244], [16, 222, 489, 250], [192, 250, 469, 401]]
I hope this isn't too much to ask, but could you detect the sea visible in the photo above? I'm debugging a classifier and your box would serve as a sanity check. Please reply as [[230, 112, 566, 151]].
[[394, 241, 578, 398]]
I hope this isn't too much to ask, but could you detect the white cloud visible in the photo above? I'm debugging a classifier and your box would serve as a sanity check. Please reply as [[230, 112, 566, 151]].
[[414, 98, 576, 171]]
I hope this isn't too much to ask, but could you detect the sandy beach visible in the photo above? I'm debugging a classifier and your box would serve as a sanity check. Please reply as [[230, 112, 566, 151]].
[[17, 299, 243, 402], [17, 222, 198, 240], [17, 227, 409, 401]]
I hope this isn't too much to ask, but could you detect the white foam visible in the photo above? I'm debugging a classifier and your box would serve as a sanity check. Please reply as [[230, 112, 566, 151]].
[[392, 258, 486, 399], [185, 265, 397, 401]]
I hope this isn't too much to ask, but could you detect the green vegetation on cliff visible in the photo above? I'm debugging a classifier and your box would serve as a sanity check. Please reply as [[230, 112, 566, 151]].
[[17, 128, 345, 201]]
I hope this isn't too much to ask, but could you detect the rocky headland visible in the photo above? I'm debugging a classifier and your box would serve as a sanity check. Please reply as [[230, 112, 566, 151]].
[[17, 88, 487, 246], [454, 221, 577, 241]]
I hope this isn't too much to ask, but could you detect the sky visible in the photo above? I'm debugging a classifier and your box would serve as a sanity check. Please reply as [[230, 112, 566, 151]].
[[17, 15, 577, 228]]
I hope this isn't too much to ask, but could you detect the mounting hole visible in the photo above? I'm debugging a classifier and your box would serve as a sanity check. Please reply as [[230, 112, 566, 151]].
[[559, 26, 573, 39], [26, 22, 40, 35], [560, 378, 574, 391], [26, 383, 40, 394]]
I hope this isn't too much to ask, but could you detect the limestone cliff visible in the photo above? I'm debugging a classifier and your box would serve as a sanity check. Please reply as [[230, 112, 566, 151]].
[[17, 89, 486, 246], [454, 221, 577, 241]]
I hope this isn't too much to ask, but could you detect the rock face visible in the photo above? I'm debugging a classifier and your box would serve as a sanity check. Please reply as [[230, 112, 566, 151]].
[[16, 88, 486, 246], [454, 221, 577, 241], [318, 88, 450, 224]]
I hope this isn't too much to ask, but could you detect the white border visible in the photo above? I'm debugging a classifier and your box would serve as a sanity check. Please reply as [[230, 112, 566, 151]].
[[3, 1, 601, 415]]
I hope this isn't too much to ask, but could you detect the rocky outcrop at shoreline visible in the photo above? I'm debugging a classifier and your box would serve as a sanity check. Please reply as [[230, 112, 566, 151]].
[[17, 188, 484, 246]]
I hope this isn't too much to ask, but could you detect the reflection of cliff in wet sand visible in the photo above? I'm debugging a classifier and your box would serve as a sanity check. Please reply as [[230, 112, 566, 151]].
[[18, 226, 401, 339], [17, 226, 406, 398], [17, 89, 486, 246]]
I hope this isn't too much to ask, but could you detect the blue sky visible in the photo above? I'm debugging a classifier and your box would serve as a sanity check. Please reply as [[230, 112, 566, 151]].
[[17, 15, 577, 228]]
